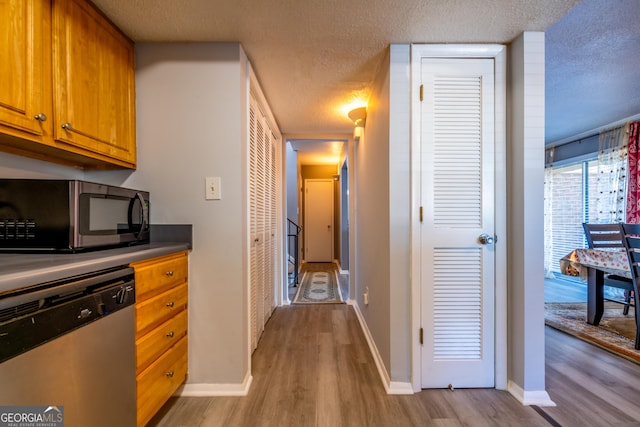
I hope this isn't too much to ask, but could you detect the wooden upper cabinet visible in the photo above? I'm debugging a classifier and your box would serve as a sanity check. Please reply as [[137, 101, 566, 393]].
[[0, 0, 135, 169], [0, 0, 52, 141], [52, 0, 136, 167]]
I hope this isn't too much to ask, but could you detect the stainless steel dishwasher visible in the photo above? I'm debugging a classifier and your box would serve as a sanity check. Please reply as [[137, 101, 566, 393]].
[[0, 266, 136, 427]]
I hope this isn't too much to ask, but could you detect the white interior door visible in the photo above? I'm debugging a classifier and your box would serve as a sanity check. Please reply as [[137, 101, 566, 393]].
[[249, 93, 280, 352], [420, 57, 496, 388], [305, 179, 333, 262]]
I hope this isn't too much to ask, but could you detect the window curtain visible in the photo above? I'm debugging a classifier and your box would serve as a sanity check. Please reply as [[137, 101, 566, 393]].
[[544, 155, 555, 278], [626, 121, 640, 222], [594, 125, 628, 223]]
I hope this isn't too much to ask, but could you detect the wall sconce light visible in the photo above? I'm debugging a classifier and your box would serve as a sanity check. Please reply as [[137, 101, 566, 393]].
[[348, 106, 367, 127]]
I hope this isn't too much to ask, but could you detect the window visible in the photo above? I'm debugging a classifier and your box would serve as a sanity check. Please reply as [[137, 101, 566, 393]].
[[545, 160, 590, 276], [544, 156, 619, 272]]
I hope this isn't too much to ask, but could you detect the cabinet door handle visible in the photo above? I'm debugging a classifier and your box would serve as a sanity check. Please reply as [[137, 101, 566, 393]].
[[61, 122, 73, 131], [166, 371, 174, 378], [166, 301, 175, 308], [165, 271, 174, 277], [166, 331, 175, 338], [34, 113, 47, 122]]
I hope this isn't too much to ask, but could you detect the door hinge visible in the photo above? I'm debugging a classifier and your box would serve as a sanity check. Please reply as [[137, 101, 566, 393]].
[[420, 84, 424, 101], [419, 206, 423, 223], [419, 327, 424, 345]]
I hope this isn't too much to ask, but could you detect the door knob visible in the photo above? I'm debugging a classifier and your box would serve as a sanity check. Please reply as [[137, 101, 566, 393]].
[[478, 233, 496, 245]]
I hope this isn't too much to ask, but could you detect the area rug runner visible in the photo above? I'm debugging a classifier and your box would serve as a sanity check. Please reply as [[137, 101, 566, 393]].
[[292, 270, 343, 304], [545, 302, 639, 364]]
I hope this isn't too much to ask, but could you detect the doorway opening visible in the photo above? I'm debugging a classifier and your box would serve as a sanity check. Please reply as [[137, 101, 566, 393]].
[[285, 137, 351, 304]]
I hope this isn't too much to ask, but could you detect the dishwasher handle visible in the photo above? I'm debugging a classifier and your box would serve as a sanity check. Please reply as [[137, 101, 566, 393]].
[[0, 266, 134, 312]]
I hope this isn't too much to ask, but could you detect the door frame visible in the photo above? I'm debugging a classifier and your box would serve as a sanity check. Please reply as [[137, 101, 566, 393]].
[[409, 44, 507, 392]]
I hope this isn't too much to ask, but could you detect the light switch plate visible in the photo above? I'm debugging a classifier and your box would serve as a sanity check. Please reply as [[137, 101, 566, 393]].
[[205, 177, 221, 200]]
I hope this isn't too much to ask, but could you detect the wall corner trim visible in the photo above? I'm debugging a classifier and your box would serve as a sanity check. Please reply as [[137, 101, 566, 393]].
[[388, 381, 415, 395], [177, 372, 253, 397], [507, 380, 556, 406]]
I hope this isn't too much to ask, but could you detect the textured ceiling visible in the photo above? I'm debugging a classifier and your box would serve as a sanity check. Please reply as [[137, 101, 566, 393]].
[[545, 0, 640, 144], [90, 0, 640, 160]]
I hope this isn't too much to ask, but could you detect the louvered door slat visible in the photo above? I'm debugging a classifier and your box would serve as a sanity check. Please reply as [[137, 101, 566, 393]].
[[255, 112, 266, 343], [249, 99, 258, 352], [432, 75, 482, 228], [433, 247, 482, 360]]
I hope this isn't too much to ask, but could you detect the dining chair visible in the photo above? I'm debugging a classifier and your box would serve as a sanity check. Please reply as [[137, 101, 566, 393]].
[[582, 223, 634, 315], [617, 223, 640, 349]]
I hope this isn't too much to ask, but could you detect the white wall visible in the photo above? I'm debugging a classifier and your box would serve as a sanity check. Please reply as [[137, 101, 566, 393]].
[[507, 32, 551, 404], [388, 45, 412, 384], [355, 49, 392, 374], [100, 42, 251, 388], [353, 45, 412, 387]]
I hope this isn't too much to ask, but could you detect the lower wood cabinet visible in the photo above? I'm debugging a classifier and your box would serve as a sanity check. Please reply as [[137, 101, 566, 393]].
[[137, 336, 188, 425], [131, 251, 188, 427], [136, 310, 188, 374]]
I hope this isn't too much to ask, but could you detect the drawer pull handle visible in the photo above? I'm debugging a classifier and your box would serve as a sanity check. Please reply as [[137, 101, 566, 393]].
[[166, 371, 174, 378], [34, 113, 47, 122], [166, 331, 175, 338], [165, 271, 174, 277], [166, 301, 175, 308]]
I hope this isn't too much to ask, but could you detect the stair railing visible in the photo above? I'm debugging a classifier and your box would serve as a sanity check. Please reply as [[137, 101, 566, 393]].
[[287, 219, 302, 285]]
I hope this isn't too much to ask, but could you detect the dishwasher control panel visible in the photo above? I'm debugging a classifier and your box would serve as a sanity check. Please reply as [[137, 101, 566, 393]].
[[0, 266, 135, 364]]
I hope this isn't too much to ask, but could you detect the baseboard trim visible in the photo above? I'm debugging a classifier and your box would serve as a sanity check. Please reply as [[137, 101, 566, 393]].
[[177, 372, 253, 397], [507, 380, 556, 406], [349, 300, 413, 395]]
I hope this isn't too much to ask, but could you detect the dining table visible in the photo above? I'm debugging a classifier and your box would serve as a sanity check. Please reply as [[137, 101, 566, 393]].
[[559, 248, 632, 325]]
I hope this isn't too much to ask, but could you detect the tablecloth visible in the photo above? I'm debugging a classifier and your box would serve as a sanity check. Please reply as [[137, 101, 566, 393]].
[[559, 248, 631, 280]]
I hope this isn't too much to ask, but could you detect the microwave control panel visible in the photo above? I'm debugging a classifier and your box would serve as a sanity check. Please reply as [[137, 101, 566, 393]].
[[0, 219, 37, 241]]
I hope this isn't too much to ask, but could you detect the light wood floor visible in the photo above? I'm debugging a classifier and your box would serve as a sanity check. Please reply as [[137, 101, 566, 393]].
[[147, 301, 640, 427], [543, 326, 640, 426]]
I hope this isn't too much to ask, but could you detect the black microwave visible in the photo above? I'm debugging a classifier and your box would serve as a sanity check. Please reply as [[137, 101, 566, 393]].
[[0, 179, 149, 252]]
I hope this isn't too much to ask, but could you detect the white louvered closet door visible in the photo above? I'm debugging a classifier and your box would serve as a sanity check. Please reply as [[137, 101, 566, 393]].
[[249, 97, 260, 352], [420, 58, 495, 388], [249, 94, 279, 353], [264, 138, 277, 324]]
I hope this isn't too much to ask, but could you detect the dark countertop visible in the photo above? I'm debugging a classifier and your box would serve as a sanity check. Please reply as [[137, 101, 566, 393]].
[[0, 242, 190, 295]]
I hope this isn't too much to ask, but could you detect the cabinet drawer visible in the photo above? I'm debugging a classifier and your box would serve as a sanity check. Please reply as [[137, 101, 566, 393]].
[[136, 283, 188, 339], [137, 336, 188, 427], [133, 252, 188, 300], [137, 309, 188, 375]]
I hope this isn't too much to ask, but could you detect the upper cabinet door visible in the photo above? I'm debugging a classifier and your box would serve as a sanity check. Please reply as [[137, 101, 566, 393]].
[[52, 0, 136, 167], [0, 0, 51, 140]]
